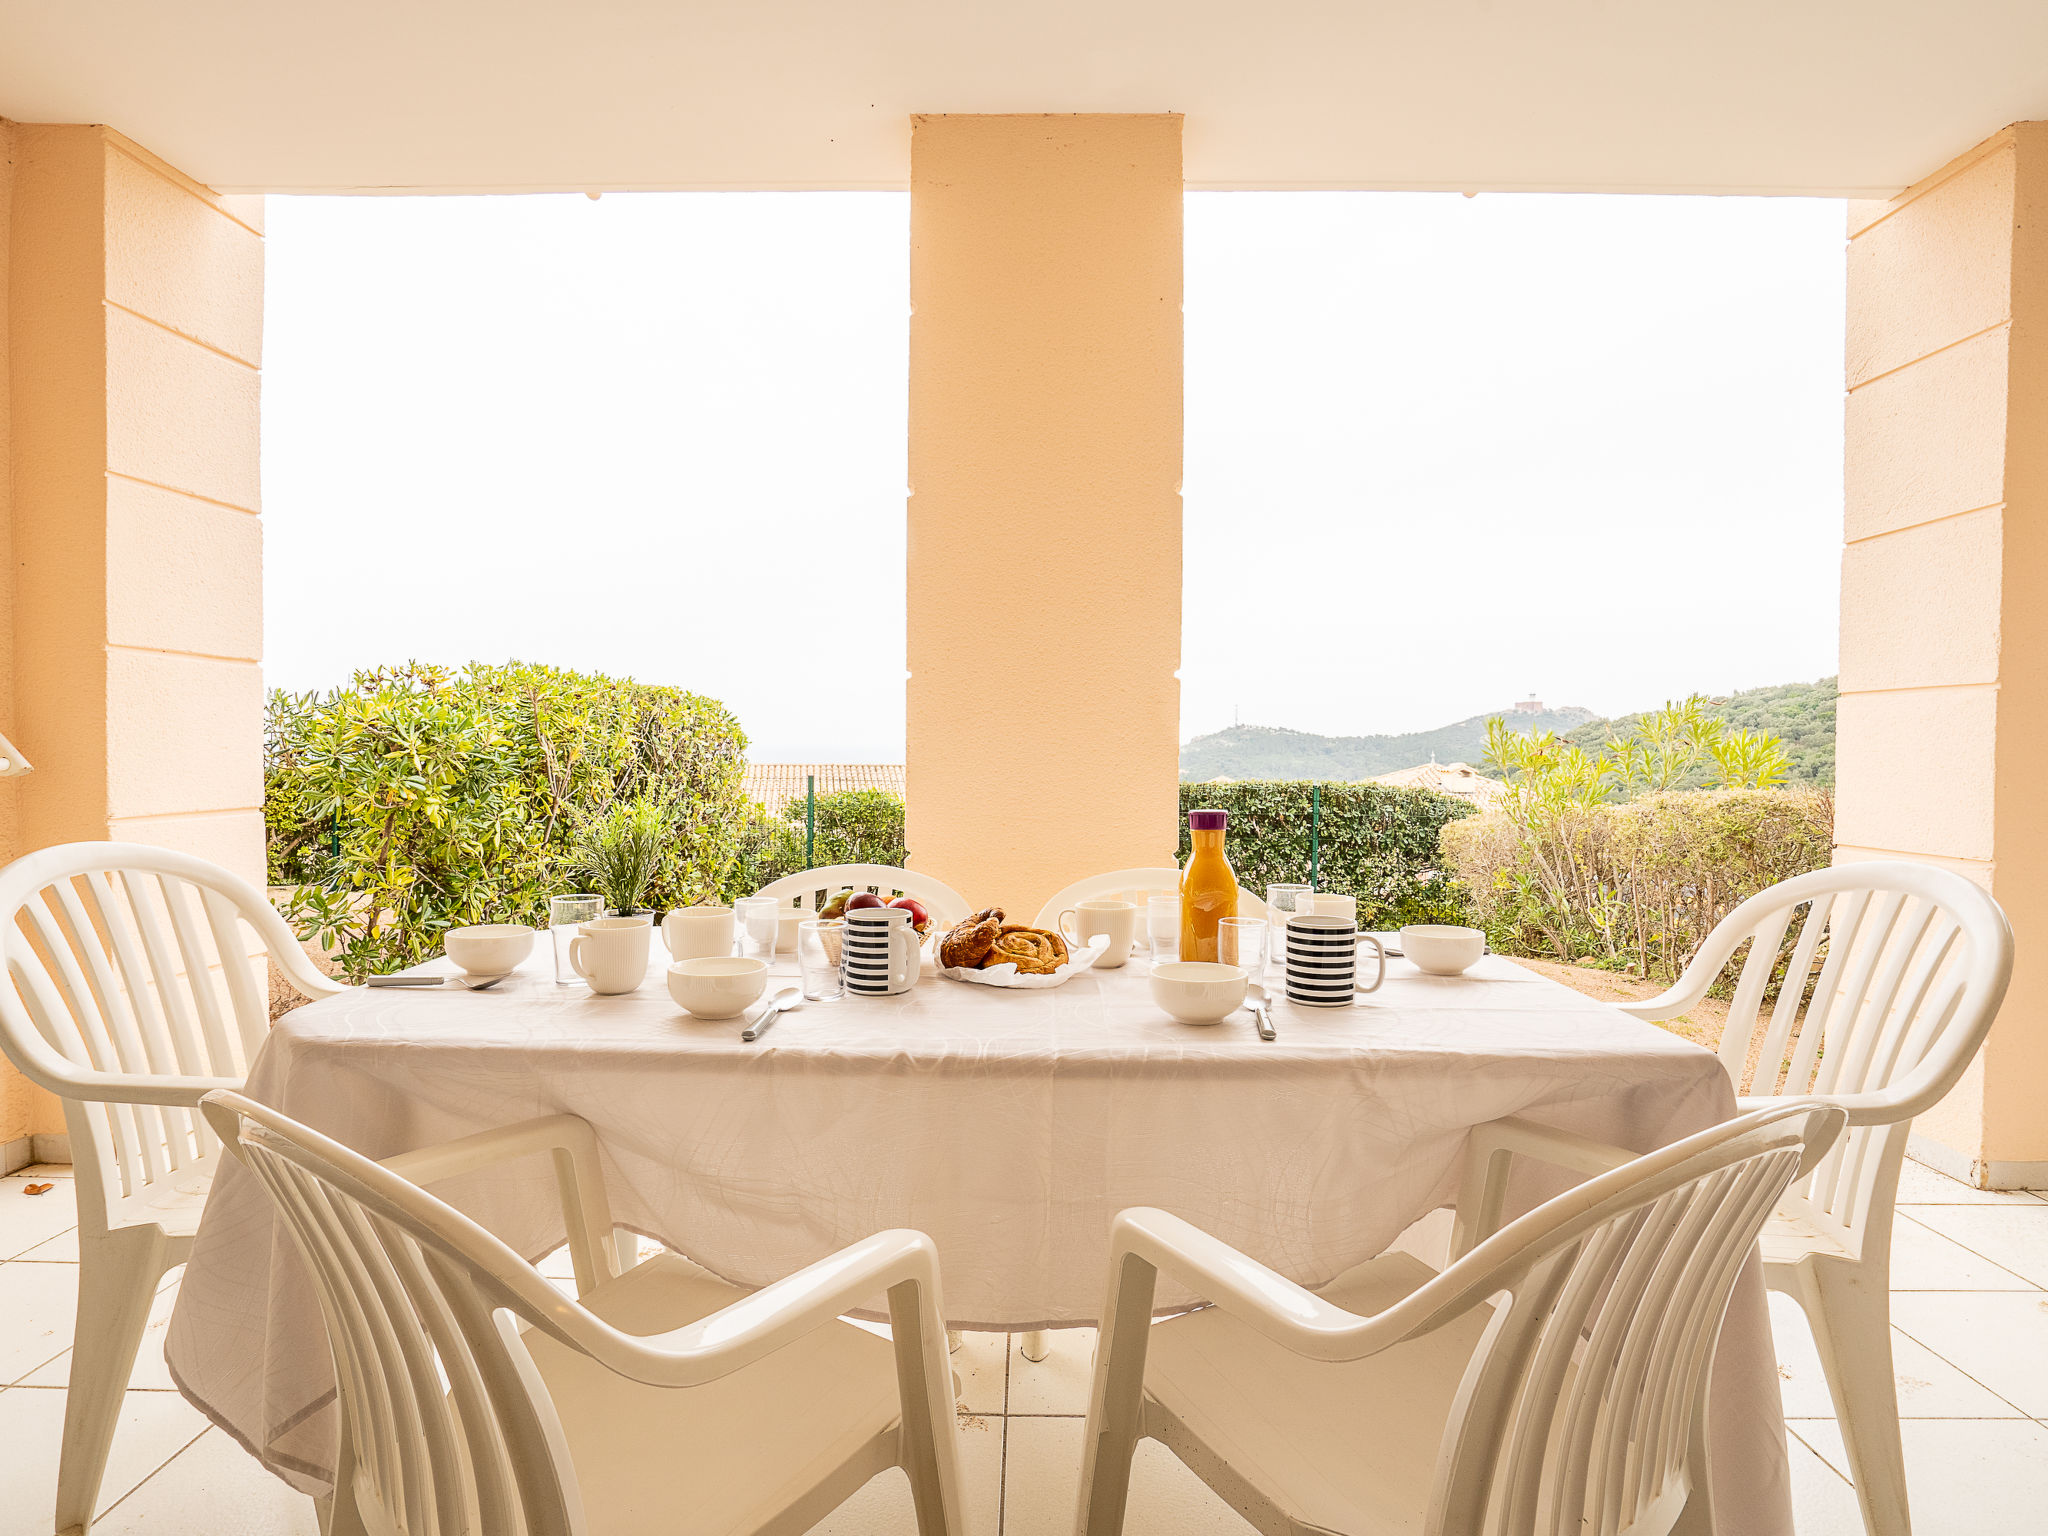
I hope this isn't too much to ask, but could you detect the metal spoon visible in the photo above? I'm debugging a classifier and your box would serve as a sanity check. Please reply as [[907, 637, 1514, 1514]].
[[1246, 982, 1277, 1041], [741, 986, 803, 1042]]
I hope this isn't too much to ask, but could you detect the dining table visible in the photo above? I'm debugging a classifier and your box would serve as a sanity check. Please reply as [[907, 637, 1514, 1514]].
[[165, 934, 1794, 1535]]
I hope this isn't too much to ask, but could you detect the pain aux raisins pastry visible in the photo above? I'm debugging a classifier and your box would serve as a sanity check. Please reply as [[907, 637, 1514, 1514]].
[[985, 925, 1068, 974]]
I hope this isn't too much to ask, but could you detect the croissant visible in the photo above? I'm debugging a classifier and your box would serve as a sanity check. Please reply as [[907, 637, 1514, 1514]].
[[984, 925, 1068, 974], [940, 910, 1005, 969]]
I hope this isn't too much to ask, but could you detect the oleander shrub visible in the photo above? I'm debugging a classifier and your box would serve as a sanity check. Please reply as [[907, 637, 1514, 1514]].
[[1441, 787, 1835, 982], [731, 788, 908, 894], [1175, 780, 1478, 928], [266, 661, 748, 979]]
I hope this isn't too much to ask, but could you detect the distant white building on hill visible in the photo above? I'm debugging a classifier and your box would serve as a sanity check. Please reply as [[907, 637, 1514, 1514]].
[[1369, 760, 1507, 810]]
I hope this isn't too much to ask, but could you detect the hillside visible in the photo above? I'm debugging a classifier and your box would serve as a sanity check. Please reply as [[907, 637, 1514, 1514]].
[[1561, 676, 1837, 786], [1181, 677, 1837, 785], [1180, 706, 1600, 782]]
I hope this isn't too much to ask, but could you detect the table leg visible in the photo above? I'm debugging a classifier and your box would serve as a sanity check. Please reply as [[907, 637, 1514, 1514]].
[[1020, 1329, 1050, 1363]]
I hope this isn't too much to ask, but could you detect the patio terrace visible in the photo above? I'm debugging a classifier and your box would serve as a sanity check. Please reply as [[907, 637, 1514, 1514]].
[[3, 1156, 2045, 1536]]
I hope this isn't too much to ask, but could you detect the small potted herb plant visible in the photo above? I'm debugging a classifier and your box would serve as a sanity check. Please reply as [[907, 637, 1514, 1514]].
[[570, 794, 673, 918]]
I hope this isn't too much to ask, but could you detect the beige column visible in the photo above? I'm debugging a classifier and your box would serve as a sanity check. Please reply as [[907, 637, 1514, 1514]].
[[2, 123, 265, 1162], [906, 114, 1183, 918], [1839, 123, 2048, 1186]]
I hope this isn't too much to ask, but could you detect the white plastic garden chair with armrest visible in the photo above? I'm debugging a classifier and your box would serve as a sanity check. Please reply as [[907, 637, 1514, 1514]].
[[0, 840, 345, 1536], [1597, 859, 2011, 1536], [752, 863, 970, 925], [199, 1090, 968, 1536], [1031, 867, 1266, 931], [1074, 1099, 1845, 1536]]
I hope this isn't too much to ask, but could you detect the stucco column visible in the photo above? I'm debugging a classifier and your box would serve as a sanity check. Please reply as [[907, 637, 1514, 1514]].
[[2, 123, 265, 1164], [1838, 123, 2048, 1186], [906, 114, 1183, 918]]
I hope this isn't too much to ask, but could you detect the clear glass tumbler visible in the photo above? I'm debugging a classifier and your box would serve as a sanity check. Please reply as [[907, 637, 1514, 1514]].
[[798, 918, 846, 1001], [735, 896, 780, 960], [1147, 893, 1180, 965], [1266, 884, 1313, 933], [1218, 916, 1269, 977], [549, 893, 605, 984]]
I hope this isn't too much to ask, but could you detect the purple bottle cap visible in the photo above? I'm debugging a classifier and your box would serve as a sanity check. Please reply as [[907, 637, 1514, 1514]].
[[1187, 809, 1228, 831]]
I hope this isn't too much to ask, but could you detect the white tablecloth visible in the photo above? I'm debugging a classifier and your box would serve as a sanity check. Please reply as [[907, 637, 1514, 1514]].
[[167, 945, 1790, 1533]]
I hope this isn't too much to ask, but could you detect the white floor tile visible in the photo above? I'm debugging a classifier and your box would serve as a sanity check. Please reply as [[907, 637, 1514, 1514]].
[[0, 1386, 208, 1536], [1000, 1416, 1254, 1536], [0, 1176, 78, 1260], [951, 1330, 1008, 1416], [0, 1260, 79, 1383], [1785, 1429, 1869, 1536], [90, 1429, 320, 1536], [1888, 1290, 2048, 1417], [1890, 1211, 2039, 1289], [1900, 1204, 2048, 1289], [807, 1411, 1003, 1536], [1767, 1293, 2023, 1418], [1898, 1159, 2046, 1206], [14, 1226, 79, 1262], [1793, 1417, 2048, 1536], [1006, 1328, 1094, 1416], [21, 1276, 183, 1390]]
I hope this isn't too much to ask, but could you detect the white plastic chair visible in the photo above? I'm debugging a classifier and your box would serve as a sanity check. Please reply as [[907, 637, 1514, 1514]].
[[1075, 1099, 1844, 1536], [200, 1090, 967, 1536], [1031, 867, 1266, 930], [1608, 860, 2012, 1536], [752, 863, 971, 925], [0, 840, 344, 1535]]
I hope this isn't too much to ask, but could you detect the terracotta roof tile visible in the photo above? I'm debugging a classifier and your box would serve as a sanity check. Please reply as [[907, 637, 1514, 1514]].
[[741, 763, 906, 815]]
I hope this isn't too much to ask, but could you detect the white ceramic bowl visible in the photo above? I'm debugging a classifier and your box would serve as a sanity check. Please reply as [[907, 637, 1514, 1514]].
[[443, 924, 535, 977], [1399, 924, 1486, 976], [1150, 960, 1249, 1025], [667, 956, 770, 1019]]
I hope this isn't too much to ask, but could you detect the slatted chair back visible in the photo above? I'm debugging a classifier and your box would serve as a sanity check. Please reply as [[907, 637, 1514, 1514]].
[[752, 862, 971, 924], [203, 1092, 593, 1536], [0, 842, 342, 1234], [1615, 860, 2010, 1260], [1031, 867, 1266, 930], [1422, 1102, 1841, 1536]]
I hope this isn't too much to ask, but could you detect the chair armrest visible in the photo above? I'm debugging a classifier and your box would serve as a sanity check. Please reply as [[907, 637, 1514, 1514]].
[[1450, 1115, 1636, 1261], [575, 1228, 949, 1388], [381, 1114, 620, 1293], [1736, 1091, 1901, 1134]]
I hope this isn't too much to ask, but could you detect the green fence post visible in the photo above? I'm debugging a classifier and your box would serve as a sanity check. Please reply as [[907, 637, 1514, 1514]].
[[1310, 782, 1321, 889], [805, 775, 816, 867]]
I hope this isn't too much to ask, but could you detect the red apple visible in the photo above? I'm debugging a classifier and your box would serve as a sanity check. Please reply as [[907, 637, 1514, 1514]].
[[844, 892, 888, 913], [888, 895, 931, 932]]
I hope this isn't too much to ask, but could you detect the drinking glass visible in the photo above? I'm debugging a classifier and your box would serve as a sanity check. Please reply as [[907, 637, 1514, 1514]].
[[1147, 893, 1180, 965], [1266, 884, 1313, 933], [549, 893, 605, 984], [798, 919, 845, 1001], [1218, 916, 1269, 976], [735, 896, 780, 960]]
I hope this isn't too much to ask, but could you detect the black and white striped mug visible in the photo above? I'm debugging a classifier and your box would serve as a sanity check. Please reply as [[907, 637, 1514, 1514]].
[[842, 905, 920, 996], [1284, 914, 1387, 1007]]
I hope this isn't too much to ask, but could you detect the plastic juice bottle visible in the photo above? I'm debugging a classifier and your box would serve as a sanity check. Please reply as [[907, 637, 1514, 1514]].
[[1180, 809, 1239, 963]]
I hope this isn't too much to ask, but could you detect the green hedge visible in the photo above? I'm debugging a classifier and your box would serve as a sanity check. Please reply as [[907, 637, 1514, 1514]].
[[1177, 781, 1477, 928], [266, 661, 748, 978], [731, 788, 908, 894], [1441, 787, 1834, 981]]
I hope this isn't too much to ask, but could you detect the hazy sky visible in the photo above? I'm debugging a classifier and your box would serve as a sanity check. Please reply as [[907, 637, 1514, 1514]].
[[263, 191, 1844, 760]]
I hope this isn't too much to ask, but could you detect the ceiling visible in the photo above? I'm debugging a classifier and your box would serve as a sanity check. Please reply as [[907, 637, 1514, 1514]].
[[3, 2, 2046, 196]]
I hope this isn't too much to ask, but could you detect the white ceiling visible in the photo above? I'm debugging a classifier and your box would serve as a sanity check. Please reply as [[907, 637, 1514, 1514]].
[[3, 1, 2046, 196]]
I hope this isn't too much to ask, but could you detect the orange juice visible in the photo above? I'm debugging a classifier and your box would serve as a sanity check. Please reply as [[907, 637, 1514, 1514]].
[[1180, 809, 1238, 963]]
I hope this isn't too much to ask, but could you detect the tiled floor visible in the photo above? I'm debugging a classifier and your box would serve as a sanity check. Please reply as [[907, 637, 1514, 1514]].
[[5, 1159, 2047, 1534]]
